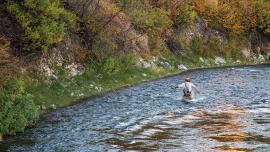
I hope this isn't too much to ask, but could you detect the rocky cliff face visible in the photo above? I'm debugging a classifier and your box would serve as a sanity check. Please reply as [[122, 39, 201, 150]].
[[68, 0, 150, 52]]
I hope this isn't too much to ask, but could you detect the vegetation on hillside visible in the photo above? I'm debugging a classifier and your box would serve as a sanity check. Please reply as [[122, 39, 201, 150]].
[[4, 0, 75, 52], [0, 0, 270, 137]]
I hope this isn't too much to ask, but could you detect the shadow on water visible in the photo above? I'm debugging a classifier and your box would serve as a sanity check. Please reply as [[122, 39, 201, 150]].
[[1, 66, 270, 151]]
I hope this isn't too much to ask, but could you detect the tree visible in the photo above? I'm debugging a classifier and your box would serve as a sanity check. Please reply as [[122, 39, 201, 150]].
[[253, 0, 270, 35], [4, 0, 76, 52]]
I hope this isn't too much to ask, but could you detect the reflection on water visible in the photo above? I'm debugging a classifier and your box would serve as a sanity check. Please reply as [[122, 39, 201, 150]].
[[1, 66, 270, 152], [212, 145, 253, 152]]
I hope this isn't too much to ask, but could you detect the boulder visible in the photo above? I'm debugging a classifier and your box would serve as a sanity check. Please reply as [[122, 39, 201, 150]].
[[214, 56, 226, 64], [68, 0, 150, 52], [178, 64, 188, 70]]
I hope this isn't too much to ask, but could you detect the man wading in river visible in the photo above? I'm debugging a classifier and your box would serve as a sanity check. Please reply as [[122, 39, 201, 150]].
[[175, 77, 200, 99]]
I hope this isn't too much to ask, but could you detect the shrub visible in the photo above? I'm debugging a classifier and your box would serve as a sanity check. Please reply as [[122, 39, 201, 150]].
[[0, 79, 39, 135], [101, 57, 122, 75], [130, 8, 172, 34], [253, 0, 270, 35], [120, 52, 138, 72], [187, 35, 241, 58], [4, 0, 76, 51], [174, 4, 197, 29], [194, 0, 245, 37]]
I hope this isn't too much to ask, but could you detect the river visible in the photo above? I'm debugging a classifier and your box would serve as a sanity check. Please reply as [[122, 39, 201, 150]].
[[1, 66, 270, 152]]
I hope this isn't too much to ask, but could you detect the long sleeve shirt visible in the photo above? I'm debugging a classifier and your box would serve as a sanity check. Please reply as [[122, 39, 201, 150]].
[[177, 82, 197, 92]]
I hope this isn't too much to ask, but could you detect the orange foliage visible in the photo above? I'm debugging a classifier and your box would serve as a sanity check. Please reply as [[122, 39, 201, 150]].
[[0, 34, 11, 65], [194, 0, 260, 37], [0, 34, 19, 79], [73, 48, 89, 63], [152, 0, 187, 19], [193, 0, 247, 37], [237, 0, 257, 30]]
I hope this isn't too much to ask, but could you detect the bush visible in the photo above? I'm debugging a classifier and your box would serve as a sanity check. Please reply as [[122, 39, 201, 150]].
[[174, 4, 197, 29], [0, 79, 39, 135], [130, 8, 172, 34], [101, 57, 122, 75], [194, 0, 245, 37], [4, 0, 76, 51], [120, 52, 138, 72], [186, 35, 241, 58], [254, 0, 270, 35]]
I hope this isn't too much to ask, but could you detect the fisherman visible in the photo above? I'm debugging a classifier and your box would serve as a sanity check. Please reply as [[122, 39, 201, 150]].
[[176, 77, 200, 97]]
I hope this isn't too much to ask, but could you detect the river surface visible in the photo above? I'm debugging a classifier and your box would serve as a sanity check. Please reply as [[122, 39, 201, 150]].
[[1, 66, 270, 152]]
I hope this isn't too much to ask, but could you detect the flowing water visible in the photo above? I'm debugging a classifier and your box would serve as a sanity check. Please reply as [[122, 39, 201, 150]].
[[1, 66, 270, 152]]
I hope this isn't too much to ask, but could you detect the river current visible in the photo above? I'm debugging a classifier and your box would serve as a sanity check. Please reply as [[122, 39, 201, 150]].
[[1, 66, 270, 152]]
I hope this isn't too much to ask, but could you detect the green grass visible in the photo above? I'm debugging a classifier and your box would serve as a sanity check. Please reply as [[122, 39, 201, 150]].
[[25, 63, 178, 109]]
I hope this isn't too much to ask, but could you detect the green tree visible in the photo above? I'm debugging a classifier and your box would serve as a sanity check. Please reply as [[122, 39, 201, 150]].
[[0, 79, 39, 135], [5, 0, 76, 52]]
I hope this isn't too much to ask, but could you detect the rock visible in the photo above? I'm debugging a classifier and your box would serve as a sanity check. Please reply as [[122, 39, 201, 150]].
[[51, 104, 56, 110], [241, 48, 252, 59], [51, 74, 58, 80], [145, 63, 152, 69], [159, 61, 171, 68], [71, 92, 74, 96], [40, 61, 56, 79], [266, 52, 270, 60], [137, 57, 160, 69], [257, 54, 265, 63], [89, 84, 94, 88], [236, 60, 241, 64], [142, 73, 147, 77], [137, 34, 149, 51], [199, 57, 204, 63], [138, 58, 151, 69], [94, 86, 102, 92], [178, 64, 188, 70], [65, 63, 84, 77], [214, 56, 226, 64], [150, 61, 158, 70]]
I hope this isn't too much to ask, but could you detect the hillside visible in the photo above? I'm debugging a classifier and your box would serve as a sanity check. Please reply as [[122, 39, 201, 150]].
[[0, 0, 270, 139]]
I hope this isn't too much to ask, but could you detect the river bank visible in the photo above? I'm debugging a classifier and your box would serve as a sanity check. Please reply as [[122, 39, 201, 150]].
[[37, 59, 270, 112]]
